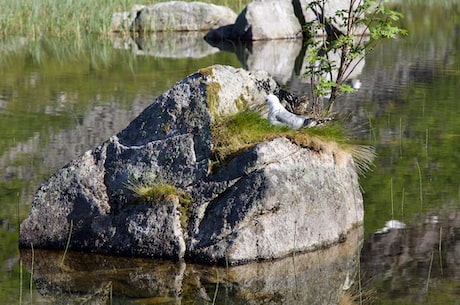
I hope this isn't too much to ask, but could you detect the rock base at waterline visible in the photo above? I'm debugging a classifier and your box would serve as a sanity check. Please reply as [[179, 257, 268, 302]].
[[20, 65, 364, 265]]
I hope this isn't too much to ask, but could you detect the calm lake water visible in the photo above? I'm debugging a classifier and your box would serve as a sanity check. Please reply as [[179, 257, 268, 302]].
[[1, 2, 459, 304]]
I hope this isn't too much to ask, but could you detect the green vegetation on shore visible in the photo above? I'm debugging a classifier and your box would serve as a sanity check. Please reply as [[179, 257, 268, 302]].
[[0, 0, 250, 39]]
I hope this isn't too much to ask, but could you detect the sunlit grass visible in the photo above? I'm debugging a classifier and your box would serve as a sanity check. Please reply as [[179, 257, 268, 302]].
[[211, 111, 375, 175], [0, 0, 116, 38], [126, 182, 193, 205], [0, 0, 250, 39], [126, 181, 194, 230]]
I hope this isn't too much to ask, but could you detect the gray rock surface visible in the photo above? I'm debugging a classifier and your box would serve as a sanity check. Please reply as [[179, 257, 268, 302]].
[[230, 0, 302, 40], [188, 137, 363, 264], [112, 1, 366, 40], [206, 0, 303, 41], [205, 0, 367, 41], [300, 0, 367, 37], [111, 1, 237, 32], [20, 65, 364, 265]]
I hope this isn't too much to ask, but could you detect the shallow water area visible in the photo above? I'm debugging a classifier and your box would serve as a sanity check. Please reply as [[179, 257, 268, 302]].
[[1, 2, 460, 304], [18, 227, 362, 304]]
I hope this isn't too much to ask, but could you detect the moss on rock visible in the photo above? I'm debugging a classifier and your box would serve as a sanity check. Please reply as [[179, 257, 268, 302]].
[[127, 182, 194, 232], [205, 81, 222, 119]]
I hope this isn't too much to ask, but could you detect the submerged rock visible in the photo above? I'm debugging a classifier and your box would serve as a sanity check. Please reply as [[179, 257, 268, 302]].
[[20, 65, 364, 265]]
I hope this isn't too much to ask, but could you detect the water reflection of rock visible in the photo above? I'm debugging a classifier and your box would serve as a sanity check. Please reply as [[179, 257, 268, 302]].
[[206, 38, 304, 86], [0, 96, 152, 188], [240, 39, 303, 85], [360, 211, 460, 302], [112, 32, 220, 58], [336, 25, 459, 132], [20, 227, 363, 304], [114, 32, 365, 92], [206, 37, 365, 94]]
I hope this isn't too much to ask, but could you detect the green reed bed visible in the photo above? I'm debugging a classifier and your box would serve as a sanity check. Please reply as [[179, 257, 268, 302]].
[[0, 0, 249, 39], [0, 0, 116, 38]]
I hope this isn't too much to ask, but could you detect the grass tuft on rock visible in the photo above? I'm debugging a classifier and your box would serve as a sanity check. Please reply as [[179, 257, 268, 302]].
[[126, 182, 194, 231], [211, 110, 375, 175]]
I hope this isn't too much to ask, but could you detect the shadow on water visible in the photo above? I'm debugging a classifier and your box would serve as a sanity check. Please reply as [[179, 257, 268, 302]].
[[19, 227, 363, 304]]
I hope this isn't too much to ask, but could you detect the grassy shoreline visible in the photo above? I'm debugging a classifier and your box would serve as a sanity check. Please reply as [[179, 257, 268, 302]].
[[0, 0, 452, 39], [0, 0, 249, 39]]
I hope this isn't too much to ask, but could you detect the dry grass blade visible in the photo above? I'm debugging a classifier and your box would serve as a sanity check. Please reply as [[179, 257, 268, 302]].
[[347, 145, 376, 176]]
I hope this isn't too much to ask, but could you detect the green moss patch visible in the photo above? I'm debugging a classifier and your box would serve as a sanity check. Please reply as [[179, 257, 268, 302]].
[[205, 81, 222, 118]]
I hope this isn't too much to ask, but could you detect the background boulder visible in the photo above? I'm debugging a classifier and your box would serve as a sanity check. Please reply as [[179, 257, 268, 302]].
[[112, 1, 237, 32], [205, 0, 367, 41], [206, 0, 303, 41], [229, 0, 302, 40]]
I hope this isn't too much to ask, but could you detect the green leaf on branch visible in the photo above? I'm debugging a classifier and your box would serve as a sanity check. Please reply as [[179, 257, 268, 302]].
[[302, 0, 407, 113], [339, 84, 355, 93]]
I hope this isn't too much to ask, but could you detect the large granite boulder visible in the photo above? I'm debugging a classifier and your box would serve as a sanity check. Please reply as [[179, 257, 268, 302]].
[[205, 0, 367, 41], [206, 0, 303, 41], [19, 65, 364, 265], [229, 0, 302, 40], [111, 1, 237, 33]]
